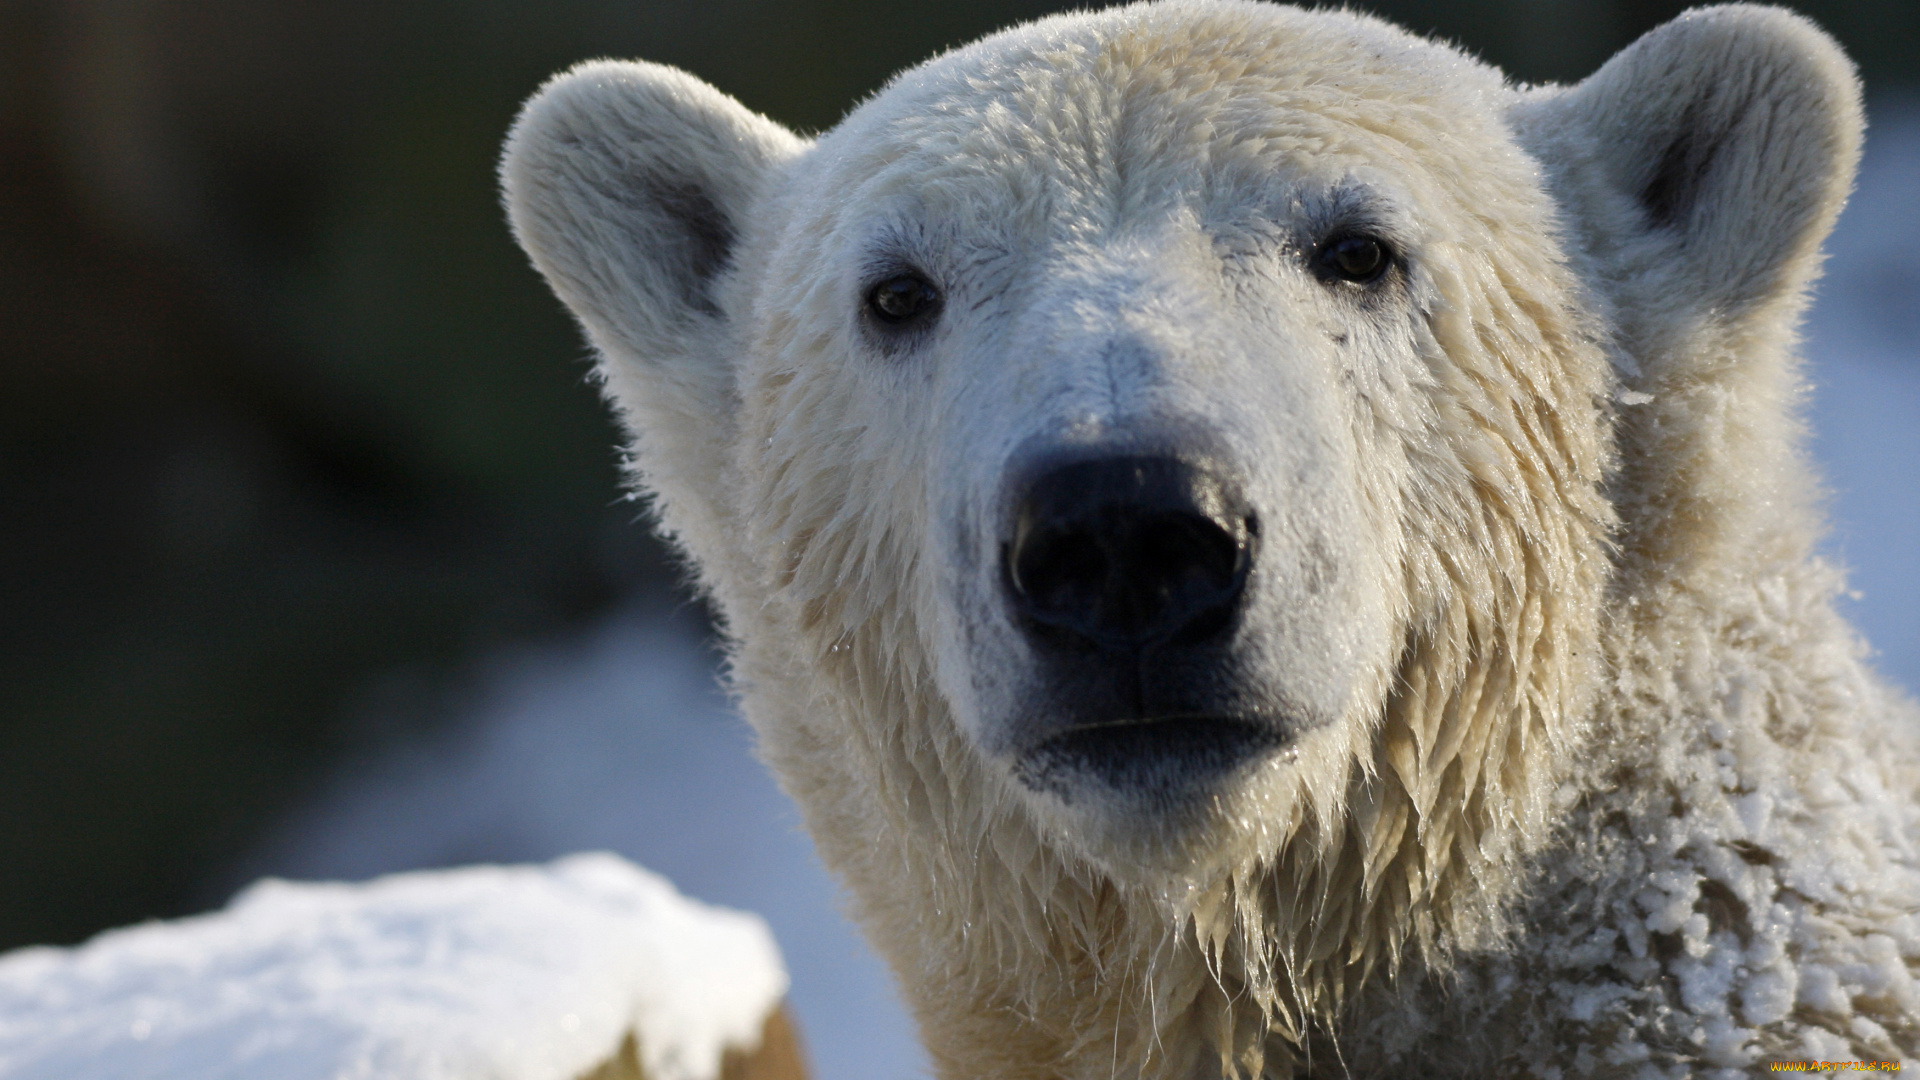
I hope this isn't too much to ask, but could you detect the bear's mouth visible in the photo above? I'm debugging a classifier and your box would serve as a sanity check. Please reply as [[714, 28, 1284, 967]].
[[1011, 715, 1287, 803]]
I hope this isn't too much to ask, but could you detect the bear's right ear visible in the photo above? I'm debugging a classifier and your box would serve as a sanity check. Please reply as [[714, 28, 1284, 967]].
[[504, 61, 804, 348], [502, 61, 804, 546]]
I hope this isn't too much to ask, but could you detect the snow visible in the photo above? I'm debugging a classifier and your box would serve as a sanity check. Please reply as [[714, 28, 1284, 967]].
[[228, 616, 928, 1080], [0, 854, 786, 1080]]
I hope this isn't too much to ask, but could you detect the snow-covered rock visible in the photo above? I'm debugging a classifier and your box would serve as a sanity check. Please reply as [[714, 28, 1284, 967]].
[[232, 617, 923, 1080], [0, 853, 789, 1080]]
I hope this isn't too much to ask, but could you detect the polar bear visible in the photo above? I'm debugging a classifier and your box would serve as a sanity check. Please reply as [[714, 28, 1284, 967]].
[[501, 2, 1920, 1074]]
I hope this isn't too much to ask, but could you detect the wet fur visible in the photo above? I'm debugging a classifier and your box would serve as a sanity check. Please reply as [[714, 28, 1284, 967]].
[[503, 3, 1919, 1074]]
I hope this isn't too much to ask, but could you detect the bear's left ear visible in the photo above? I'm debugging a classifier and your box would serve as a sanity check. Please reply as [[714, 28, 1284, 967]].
[[1515, 4, 1861, 342], [1512, 6, 1861, 580]]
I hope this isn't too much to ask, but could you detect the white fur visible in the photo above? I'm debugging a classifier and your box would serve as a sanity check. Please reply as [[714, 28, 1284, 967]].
[[503, 3, 1919, 1075]]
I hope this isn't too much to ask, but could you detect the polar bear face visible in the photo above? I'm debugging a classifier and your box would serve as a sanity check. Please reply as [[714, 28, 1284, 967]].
[[507, 2, 1616, 879], [732, 15, 1606, 873], [505, 0, 1861, 1064]]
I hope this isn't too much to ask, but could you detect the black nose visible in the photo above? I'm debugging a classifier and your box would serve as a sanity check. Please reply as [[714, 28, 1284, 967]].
[[1004, 457, 1255, 652]]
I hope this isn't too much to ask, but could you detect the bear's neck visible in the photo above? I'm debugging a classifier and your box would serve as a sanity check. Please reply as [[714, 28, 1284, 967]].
[[763, 597, 1602, 1079]]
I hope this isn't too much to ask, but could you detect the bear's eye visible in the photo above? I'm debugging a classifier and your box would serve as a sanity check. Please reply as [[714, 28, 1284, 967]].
[[866, 273, 942, 326], [1315, 234, 1392, 285]]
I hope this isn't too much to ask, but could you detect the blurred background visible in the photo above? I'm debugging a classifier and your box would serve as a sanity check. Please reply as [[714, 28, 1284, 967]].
[[0, 2, 1914, 1078]]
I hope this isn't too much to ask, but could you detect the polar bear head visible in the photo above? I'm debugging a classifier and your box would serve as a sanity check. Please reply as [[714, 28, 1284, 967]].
[[504, 1, 1857, 1072]]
